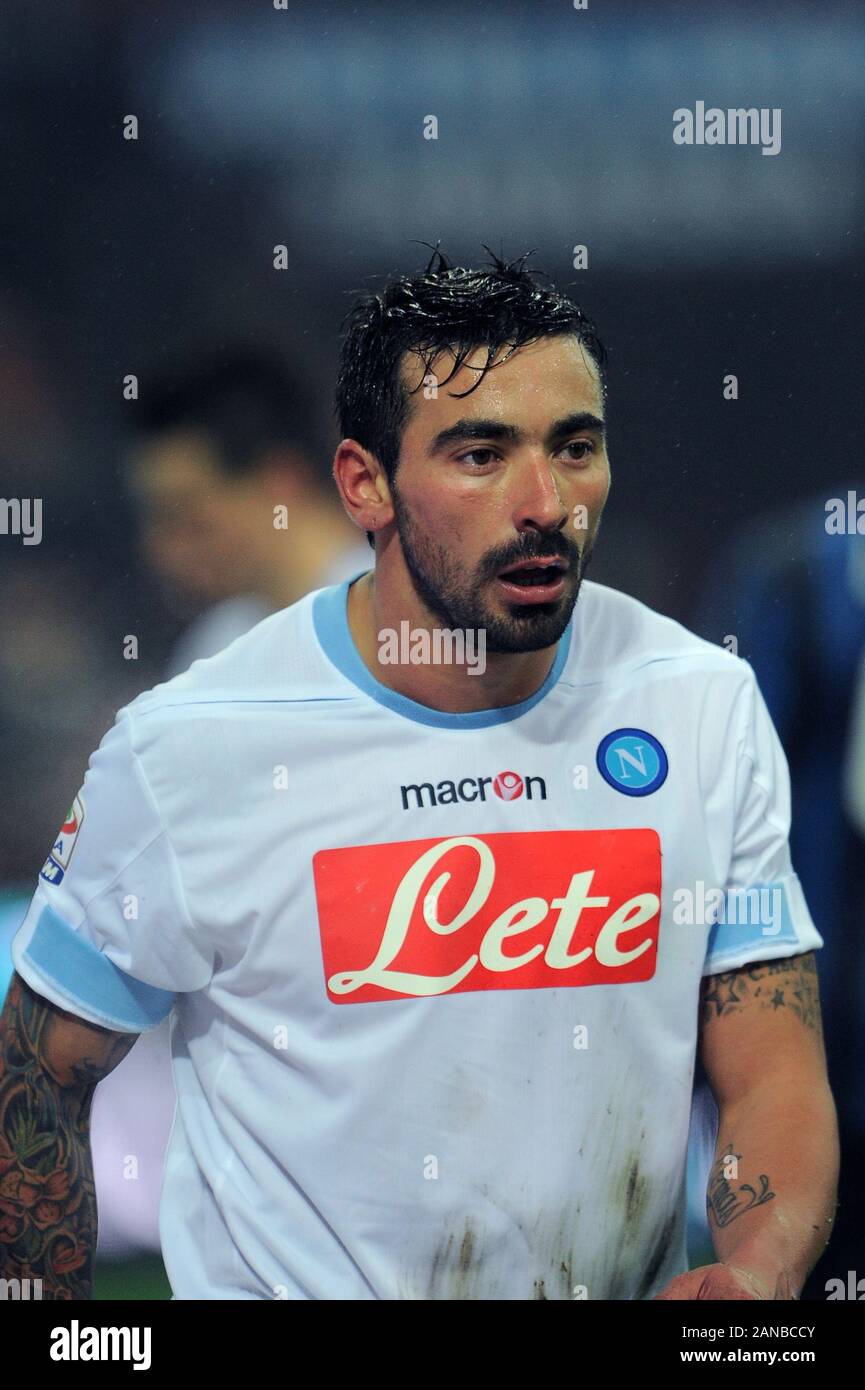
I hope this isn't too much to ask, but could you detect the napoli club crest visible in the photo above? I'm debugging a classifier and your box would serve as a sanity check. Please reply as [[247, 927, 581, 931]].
[[596, 729, 668, 797]]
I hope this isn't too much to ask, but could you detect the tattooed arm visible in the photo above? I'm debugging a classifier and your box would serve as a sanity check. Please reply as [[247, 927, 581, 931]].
[[657, 951, 839, 1300], [0, 971, 139, 1299]]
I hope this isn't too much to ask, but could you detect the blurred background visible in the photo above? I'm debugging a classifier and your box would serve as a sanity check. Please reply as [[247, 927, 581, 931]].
[[1, 0, 863, 1299]]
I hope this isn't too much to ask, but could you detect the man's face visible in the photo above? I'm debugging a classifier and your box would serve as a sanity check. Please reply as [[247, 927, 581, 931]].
[[387, 334, 610, 653], [128, 429, 265, 604]]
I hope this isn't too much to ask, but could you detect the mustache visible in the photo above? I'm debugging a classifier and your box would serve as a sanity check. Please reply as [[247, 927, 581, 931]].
[[482, 533, 582, 580]]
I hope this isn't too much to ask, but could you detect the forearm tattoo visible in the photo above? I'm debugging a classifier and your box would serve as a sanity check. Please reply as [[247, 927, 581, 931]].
[[699, 951, 822, 1034], [0, 973, 137, 1299], [706, 1141, 775, 1229]]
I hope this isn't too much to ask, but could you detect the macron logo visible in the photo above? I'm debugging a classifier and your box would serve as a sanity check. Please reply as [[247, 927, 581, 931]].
[[401, 770, 546, 810]]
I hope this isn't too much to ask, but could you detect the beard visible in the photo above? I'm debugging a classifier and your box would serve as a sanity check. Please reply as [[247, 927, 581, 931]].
[[390, 484, 595, 654]]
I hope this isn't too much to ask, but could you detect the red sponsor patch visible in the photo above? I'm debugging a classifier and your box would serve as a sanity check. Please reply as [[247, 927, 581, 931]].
[[313, 829, 661, 1004]]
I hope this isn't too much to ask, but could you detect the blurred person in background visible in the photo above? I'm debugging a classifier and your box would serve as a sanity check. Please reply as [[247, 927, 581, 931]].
[[88, 347, 370, 1259], [128, 348, 371, 674], [693, 491, 865, 1295]]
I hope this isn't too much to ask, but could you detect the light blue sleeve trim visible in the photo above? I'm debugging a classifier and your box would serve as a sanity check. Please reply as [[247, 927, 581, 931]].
[[703, 880, 812, 972], [20, 903, 176, 1031]]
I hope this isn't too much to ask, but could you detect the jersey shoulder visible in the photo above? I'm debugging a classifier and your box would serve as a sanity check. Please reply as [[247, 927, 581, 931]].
[[127, 584, 347, 726], [567, 580, 754, 690]]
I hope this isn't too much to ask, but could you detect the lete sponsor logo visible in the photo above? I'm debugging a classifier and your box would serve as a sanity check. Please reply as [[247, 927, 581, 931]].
[[313, 829, 661, 1004]]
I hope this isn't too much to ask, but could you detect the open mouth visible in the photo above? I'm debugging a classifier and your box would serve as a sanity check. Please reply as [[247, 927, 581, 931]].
[[497, 557, 568, 584], [496, 557, 569, 602], [498, 564, 565, 586]]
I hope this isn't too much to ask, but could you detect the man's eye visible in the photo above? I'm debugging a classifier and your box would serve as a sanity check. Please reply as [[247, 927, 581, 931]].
[[458, 449, 498, 467], [563, 440, 595, 460], [457, 442, 596, 467]]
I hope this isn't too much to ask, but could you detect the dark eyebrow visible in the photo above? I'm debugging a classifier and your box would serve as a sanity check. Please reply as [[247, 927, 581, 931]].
[[427, 412, 606, 456]]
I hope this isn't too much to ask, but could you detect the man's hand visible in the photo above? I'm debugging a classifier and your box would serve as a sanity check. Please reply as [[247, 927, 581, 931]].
[[653, 1261, 794, 1301]]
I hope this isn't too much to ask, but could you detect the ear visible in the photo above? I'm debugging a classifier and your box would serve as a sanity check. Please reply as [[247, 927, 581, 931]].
[[332, 440, 394, 535]]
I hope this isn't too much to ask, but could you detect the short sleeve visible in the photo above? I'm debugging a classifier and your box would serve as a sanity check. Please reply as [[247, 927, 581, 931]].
[[11, 707, 213, 1032], [702, 664, 823, 976]]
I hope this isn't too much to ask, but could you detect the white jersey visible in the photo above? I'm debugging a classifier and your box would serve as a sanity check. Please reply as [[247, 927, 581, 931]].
[[11, 574, 822, 1300]]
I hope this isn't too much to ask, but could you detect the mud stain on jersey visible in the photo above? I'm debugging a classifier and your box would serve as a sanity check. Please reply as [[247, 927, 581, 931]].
[[619, 1154, 651, 1230], [520, 1203, 582, 1299], [427, 1204, 581, 1300], [458, 1224, 476, 1275], [603, 1144, 683, 1299], [602, 1151, 654, 1300], [634, 1209, 678, 1299], [427, 1218, 482, 1300], [427, 1231, 455, 1297]]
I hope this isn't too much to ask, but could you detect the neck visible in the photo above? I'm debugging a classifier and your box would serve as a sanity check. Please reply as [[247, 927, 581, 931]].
[[346, 568, 565, 715]]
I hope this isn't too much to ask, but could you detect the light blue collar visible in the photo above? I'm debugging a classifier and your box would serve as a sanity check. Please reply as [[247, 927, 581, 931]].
[[312, 571, 574, 730]]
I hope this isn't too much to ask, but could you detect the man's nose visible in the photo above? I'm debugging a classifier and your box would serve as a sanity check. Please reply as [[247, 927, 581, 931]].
[[511, 453, 569, 532]]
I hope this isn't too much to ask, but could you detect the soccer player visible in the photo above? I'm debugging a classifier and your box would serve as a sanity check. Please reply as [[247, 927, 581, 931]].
[[0, 249, 838, 1300]]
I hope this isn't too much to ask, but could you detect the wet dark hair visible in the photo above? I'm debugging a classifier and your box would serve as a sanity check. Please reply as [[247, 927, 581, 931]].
[[133, 348, 326, 476], [334, 244, 608, 547]]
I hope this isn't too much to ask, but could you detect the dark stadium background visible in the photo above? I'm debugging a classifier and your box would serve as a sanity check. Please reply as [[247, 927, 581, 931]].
[[1, 0, 863, 1300]]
